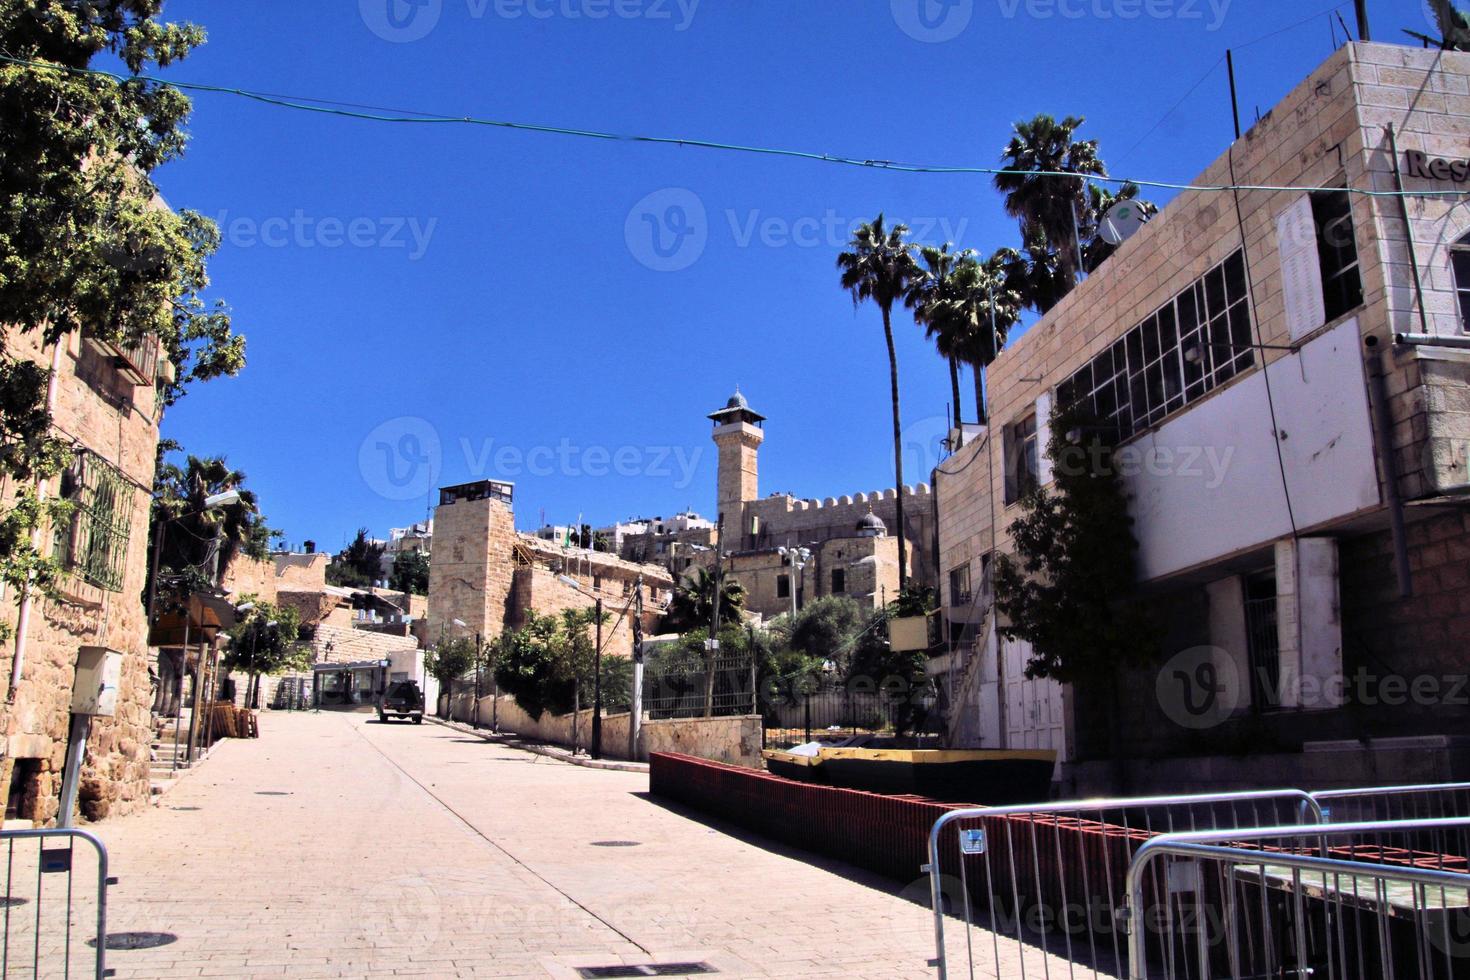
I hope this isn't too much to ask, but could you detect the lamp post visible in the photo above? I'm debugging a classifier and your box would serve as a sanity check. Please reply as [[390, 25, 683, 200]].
[[472, 632, 483, 730], [777, 546, 811, 620], [559, 575, 632, 760], [145, 489, 243, 631]]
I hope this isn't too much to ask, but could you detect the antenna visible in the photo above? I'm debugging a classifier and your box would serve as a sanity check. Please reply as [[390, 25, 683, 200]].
[[1098, 199, 1150, 246]]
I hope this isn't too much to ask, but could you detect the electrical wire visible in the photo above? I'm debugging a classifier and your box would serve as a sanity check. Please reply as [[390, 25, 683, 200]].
[[4, 53, 1470, 201]]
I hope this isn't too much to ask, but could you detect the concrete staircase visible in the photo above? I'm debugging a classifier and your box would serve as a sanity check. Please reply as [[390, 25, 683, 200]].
[[149, 711, 196, 796]]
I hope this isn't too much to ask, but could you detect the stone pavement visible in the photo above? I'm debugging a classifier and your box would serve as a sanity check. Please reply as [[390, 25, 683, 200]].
[[53, 710, 1066, 979]]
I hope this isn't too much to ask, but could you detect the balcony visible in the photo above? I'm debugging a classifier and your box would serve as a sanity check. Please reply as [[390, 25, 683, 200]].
[[87, 332, 159, 387]]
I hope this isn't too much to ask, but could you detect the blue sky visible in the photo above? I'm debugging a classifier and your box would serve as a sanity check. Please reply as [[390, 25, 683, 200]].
[[151, 0, 1429, 549]]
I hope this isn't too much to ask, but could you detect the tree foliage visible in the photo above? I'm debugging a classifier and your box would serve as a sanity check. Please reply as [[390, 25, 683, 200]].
[[494, 608, 627, 720], [327, 528, 385, 588], [663, 564, 745, 634], [837, 213, 920, 589], [426, 635, 475, 687], [992, 401, 1158, 685], [148, 446, 278, 597], [389, 549, 430, 596], [224, 599, 306, 677]]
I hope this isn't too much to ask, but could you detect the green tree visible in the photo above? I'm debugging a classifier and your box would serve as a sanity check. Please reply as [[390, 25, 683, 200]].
[[994, 114, 1107, 296], [224, 599, 305, 708], [907, 243, 971, 430], [992, 401, 1159, 766], [1, 2, 244, 635], [495, 608, 623, 720], [663, 565, 745, 635], [389, 549, 430, 595], [837, 214, 921, 589], [781, 595, 865, 672], [327, 528, 385, 588]]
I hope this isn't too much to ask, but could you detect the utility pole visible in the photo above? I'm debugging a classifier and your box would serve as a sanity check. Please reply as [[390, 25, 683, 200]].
[[630, 575, 644, 760], [704, 517, 725, 718], [472, 632, 482, 730], [1354, 0, 1370, 42], [592, 597, 603, 760]]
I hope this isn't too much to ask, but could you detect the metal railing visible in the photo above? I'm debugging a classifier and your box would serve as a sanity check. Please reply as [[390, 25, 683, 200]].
[[926, 790, 1323, 980], [1125, 817, 1470, 979], [0, 828, 113, 980]]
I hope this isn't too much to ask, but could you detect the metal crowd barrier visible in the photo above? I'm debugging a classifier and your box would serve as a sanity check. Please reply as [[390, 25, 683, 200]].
[[0, 828, 112, 980], [1125, 817, 1470, 980], [925, 790, 1323, 980]]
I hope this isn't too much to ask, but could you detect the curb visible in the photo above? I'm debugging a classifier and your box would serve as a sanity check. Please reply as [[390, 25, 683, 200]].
[[425, 715, 650, 774]]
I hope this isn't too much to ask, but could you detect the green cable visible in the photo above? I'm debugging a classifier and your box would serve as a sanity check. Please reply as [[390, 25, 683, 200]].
[[5, 52, 1470, 200]]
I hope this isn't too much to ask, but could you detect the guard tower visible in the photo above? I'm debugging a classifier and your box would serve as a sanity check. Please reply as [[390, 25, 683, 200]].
[[708, 389, 765, 542]]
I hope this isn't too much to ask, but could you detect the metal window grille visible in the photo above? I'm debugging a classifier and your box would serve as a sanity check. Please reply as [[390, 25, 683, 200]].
[[1058, 250, 1253, 443], [1244, 572, 1280, 711], [55, 453, 132, 592]]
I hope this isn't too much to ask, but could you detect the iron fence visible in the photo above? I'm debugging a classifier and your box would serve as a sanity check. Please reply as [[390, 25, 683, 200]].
[[925, 790, 1323, 980], [642, 654, 755, 720], [1125, 816, 1470, 979], [763, 682, 939, 750], [0, 828, 113, 980]]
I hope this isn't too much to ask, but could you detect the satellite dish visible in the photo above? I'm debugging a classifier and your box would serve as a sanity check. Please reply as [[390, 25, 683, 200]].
[[1099, 200, 1150, 245]]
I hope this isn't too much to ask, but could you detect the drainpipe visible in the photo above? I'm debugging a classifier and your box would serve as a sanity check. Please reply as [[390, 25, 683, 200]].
[[1364, 335, 1413, 598], [9, 339, 66, 700], [1394, 332, 1470, 351]]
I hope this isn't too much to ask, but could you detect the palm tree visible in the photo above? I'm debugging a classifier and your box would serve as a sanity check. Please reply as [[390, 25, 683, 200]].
[[837, 214, 921, 590], [994, 115, 1107, 296], [906, 243, 970, 431], [664, 565, 746, 634], [151, 453, 269, 588], [949, 250, 1023, 425]]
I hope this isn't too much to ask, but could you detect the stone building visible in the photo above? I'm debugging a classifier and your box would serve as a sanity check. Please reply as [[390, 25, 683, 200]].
[[427, 480, 671, 663], [936, 41, 1470, 793], [623, 391, 935, 620], [0, 326, 163, 824]]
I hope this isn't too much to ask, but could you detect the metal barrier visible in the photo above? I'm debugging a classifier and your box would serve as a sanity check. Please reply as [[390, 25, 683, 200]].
[[1314, 781, 1470, 822], [0, 829, 112, 980], [1125, 817, 1470, 979], [926, 790, 1323, 980]]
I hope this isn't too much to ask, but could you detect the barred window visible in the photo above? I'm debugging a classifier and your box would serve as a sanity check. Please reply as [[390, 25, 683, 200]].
[[1057, 250, 1253, 443], [53, 452, 132, 592]]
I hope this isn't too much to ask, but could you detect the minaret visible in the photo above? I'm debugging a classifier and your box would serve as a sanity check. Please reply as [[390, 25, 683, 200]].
[[708, 388, 765, 541]]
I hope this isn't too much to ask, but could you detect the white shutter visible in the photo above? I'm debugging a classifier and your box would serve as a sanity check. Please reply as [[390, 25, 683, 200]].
[[1278, 196, 1325, 341], [1035, 392, 1053, 486]]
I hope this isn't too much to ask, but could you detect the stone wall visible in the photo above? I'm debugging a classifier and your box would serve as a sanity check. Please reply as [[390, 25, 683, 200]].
[[444, 692, 762, 767], [308, 623, 419, 665], [0, 326, 160, 824]]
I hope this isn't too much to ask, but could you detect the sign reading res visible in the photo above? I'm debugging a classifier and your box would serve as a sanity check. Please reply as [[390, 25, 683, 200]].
[[1405, 150, 1470, 183]]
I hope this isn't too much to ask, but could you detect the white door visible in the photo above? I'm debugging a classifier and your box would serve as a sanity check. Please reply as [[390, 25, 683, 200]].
[[1002, 638, 1067, 764]]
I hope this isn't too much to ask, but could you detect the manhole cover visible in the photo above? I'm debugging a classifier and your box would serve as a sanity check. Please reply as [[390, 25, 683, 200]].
[[0, 897, 27, 909], [590, 840, 642, 848], [89, 931, 178, 950], [577, 964, 714, 978], [170, 806, 201, 811], [255, 791, 292, 796]]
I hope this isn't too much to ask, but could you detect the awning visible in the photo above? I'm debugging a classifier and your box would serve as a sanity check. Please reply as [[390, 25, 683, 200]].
[[149, 592, 240, 648]]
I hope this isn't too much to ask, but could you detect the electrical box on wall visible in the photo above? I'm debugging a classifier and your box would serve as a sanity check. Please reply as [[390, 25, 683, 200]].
[[71, 647, 123, 717]]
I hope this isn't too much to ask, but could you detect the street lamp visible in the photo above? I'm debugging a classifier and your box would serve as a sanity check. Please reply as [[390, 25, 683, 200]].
[[145, 488, 245, 632], [777, 546, 811, 620]]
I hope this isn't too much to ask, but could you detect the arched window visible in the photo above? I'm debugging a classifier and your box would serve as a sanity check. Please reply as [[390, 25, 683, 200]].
[[1452, 230, 1470, 333]]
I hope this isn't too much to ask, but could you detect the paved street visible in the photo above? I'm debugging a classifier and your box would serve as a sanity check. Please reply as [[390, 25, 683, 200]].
[[89, 710, 948, 979]]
